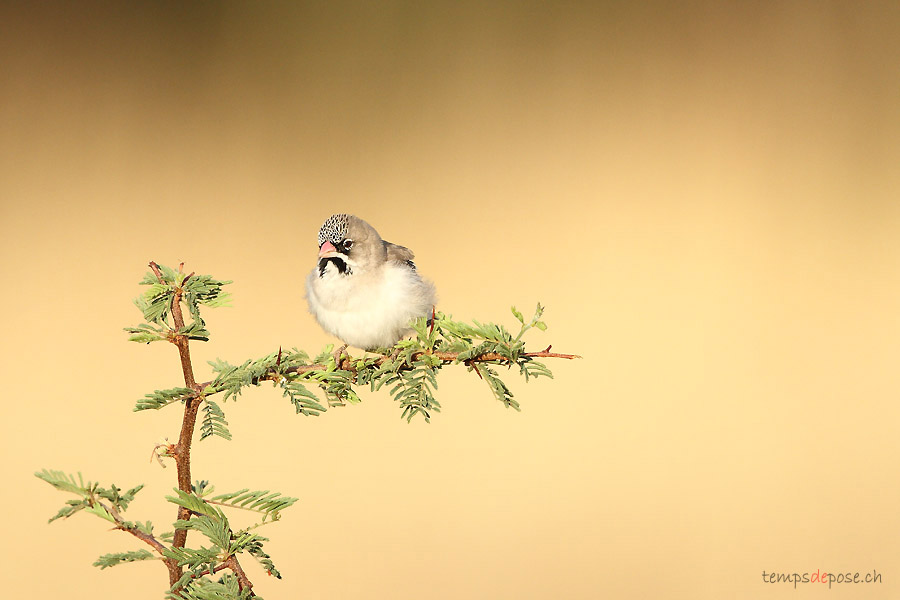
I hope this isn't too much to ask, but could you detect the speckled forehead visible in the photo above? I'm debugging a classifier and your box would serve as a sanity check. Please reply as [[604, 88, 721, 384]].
[[318, 214, 350, 246]]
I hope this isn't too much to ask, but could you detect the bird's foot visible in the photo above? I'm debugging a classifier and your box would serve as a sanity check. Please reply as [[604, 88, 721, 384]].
[[332, 344, 348, 369], [387, 345, 404, 365]]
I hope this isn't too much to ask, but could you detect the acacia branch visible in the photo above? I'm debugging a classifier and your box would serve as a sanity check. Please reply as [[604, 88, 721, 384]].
[[224, 555, 255, 595], [91, 496, 179, 580], [142, 260, 576, 595], [190, 347, 579, 393], [188, 348, 580, 395], [117, 523, 169, 557], [93, 498, 164, 553], [149, 261, 258, 595], [172, 555, 254, 595], [148, 262, 210, 589], [292, 348, 579, 376]]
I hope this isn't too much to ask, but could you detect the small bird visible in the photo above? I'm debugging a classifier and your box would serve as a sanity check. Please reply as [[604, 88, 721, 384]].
[[305, 214, 436, 351]]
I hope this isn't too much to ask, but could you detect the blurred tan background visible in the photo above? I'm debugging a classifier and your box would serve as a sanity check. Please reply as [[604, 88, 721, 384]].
[[2, 1, 899, 598]]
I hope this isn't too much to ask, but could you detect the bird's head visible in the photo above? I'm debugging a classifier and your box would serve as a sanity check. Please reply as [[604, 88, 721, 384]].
[[316, 214, 386, 275]]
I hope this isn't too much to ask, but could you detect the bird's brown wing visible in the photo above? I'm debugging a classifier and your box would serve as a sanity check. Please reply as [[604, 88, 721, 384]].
[[384, 241, 416, 266]]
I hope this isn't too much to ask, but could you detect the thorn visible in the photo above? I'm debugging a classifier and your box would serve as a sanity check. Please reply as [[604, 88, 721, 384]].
[[428, 305, 436, 336], [276, 346, 283, 369], [148, 261, 164, 283], [469, 361, 484, 380], [542, 345, 552, 353], [332, 344, 348, 367]]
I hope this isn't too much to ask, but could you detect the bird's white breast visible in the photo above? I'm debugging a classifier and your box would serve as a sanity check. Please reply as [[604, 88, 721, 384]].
[[305, 261, 435, 350]]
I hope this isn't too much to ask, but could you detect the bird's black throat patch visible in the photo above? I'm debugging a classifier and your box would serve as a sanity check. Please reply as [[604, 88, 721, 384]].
[[318, 256, 351, 277]]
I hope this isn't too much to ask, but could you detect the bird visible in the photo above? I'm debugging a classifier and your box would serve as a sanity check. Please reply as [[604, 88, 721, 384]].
[[305, 213, 436, 351]]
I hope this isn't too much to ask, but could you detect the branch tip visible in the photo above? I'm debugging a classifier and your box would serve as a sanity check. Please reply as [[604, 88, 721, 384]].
[[148, 261, 164, 283]]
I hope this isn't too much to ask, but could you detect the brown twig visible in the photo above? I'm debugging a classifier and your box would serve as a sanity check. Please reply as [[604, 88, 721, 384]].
[[273, 348, 580, 379], [149, 261, 256, 593], [157, 261, 201, 576], [224, 555, 255, 595], [187, 347, 580, 391], [173, 554, 256, 597], [121, 525, 167, 555], [90, 495, 179, 581], [148, 261, 165, 283]]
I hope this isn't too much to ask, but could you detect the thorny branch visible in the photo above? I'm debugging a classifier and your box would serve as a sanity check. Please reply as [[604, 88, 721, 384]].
[[39, 260, 580, 598], [313, 349, 578, 377], [97, 497, 168, 555], [224, 555, 254, 594], [145, 260, 577, 597], [189, 348, 581, 390], [149, 261, 255, 595]]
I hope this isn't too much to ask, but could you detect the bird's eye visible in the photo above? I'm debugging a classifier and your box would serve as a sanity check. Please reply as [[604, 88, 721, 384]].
[[342, 240, 353, 251]]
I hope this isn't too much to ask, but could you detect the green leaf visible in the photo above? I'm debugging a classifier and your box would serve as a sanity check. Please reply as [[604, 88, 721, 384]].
[[126, 520, 155, 536], [179, 320, 211, 342], [279, 379, 326, 416], [167, 573, 251, 600], [157, 263, 178, 282], [35, 469, 87, 496], [135, 282, 173, 325], [210, 489, 298, 521], [37, 470, 148, 525], [520, 359, 554, 381], [199, 400, 232, 441], [84, 503, 117, 524], [135, 387, 195, 411], [166, 489, 226, 520], [474, 364, 520, 411], [98, 482, 144, 512], [46, 499, 90, 523], [237, 534, 283, 578], [94, 549, 157, 569], [511, 306, 525, 323], [302, 368, 359, 407], [124, 324, 168, 343], [162, 545, 221, 570], [192, 480, 214, 496], [383, 359, 441, 423], [174, 515, 231, 550]]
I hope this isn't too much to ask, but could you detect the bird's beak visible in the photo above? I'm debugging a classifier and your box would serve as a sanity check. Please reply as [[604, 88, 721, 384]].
[[318, 240, 341, 258]]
